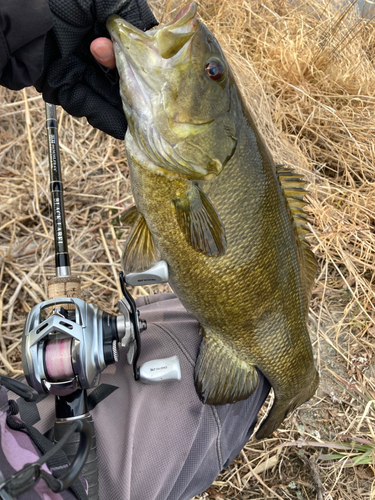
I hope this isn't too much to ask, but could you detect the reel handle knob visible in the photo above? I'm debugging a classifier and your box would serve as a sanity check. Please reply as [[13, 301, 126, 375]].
[[139, 356, 181, 384], [125, 261, 169, 287]]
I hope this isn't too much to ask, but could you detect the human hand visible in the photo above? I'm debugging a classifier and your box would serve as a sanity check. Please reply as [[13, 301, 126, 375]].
[[90, 38, 116, 70], [35, 0, 157, 139]]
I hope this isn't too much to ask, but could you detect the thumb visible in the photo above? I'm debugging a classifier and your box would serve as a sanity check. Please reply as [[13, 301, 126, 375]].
[[90, 38, 116, 69]]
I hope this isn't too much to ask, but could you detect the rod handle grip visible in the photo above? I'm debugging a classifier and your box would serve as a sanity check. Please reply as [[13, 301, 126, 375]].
[[48, 276, 82, 310]]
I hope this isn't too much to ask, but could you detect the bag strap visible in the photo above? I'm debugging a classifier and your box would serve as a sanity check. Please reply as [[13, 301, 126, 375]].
[[0, 379, 88, 500]]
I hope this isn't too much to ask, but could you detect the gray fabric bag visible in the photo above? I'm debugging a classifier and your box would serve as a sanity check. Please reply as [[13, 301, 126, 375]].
[[7, 294, 270, 500]]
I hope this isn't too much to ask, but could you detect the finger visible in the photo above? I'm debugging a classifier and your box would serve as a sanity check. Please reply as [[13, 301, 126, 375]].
[[90, 38, 116, 70]]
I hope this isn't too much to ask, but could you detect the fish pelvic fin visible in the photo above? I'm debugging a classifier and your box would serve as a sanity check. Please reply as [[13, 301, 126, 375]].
[[276, 165, 317, 316], [195, 327, 258, 404], [121, 209, 160, 273], [120, 204, 140, 226], [255, 369, 319, 439], [173, 183, 227, 257]]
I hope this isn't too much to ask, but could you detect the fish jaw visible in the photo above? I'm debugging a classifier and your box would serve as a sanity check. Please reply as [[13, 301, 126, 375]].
[[106, 4, 238, 179], [106, 4, 198, 120]]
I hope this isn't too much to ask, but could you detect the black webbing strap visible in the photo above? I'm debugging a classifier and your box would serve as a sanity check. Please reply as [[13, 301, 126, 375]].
[[5, 399, 87, 500], [87, 384, 118, 411]]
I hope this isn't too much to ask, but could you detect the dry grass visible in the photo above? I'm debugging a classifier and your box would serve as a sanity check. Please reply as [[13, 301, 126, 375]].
[[1, 0, 375, 498]]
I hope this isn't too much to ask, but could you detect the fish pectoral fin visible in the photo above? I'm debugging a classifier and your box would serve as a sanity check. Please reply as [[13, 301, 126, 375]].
[[255, 370, 319, 439], [173, 184, 227, 256], [120, 204, 140, 226], [121, 213, 160, 273], [195, 327, 258, 404]]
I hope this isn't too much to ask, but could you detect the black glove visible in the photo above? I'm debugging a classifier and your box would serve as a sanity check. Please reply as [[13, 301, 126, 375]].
[[35, 0, 157, 139]]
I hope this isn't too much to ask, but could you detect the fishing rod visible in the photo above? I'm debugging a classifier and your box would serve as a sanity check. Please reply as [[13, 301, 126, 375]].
[[21, 103, 181, 499]]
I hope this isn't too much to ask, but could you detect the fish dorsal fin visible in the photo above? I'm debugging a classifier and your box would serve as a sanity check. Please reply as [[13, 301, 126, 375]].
[[173, 183, 227, 256], [121, 207, 160, 273], [195, 326, 258, 405], [276, 165, 317, 314]]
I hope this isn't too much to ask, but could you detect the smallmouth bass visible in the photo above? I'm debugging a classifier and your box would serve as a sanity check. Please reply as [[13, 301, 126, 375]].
[[107, 2, 319, 438]]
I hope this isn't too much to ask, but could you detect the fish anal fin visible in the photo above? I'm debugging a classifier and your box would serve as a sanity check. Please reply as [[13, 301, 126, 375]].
[[276, 165, 317, 314], [121, 213, 160, 273], [195, 327, 258, 405], [173, 183, 227, 257]]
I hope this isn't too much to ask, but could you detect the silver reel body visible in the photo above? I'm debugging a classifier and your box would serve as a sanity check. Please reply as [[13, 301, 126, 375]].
[[22, 262, 181, 397], [23, 297, 110, 396]]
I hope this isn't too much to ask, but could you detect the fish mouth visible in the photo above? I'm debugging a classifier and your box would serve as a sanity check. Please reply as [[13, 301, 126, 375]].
[[106, 3, 203, 126], [106, 3, 198, 60]]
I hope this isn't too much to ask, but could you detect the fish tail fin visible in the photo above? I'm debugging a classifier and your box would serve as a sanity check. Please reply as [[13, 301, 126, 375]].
[[255, 398, 293, 440], [255, 370, 319, 439], [195, 327, 258, 405]]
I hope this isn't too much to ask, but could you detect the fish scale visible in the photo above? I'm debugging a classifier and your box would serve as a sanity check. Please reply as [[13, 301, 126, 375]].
[[107, 2, 319, 438]]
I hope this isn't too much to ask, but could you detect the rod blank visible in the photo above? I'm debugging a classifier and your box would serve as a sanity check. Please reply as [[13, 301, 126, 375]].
[[45, 103, 70, 277]]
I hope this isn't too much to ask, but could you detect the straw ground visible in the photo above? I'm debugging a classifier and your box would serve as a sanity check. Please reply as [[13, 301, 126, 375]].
[[0, 0, 374, 498]]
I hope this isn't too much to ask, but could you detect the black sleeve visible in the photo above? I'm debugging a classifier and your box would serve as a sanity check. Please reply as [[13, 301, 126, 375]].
[[0, 0, 53, 90], [34, 0, 157, 139]]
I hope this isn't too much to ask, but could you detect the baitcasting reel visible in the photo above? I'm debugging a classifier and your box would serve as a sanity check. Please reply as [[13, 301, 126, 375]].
[[22, 261, 180, 397]]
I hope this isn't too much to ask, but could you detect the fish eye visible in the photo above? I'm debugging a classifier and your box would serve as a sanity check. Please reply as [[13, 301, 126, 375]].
[[205, 59, 225, 82]]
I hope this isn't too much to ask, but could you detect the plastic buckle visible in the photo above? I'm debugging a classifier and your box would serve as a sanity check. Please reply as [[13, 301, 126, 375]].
[[0, 419, 92, 497], [0, 463, 41, 498]]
